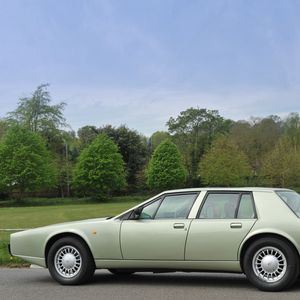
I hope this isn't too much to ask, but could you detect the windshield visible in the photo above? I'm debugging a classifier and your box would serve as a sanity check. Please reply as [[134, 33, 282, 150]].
[[276, 191, 300, 217]]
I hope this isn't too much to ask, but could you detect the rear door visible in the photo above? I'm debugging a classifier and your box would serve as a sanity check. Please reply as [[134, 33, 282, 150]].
[[185, 192, 257, 261]]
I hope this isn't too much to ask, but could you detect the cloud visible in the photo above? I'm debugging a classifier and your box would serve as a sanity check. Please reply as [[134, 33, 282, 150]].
[[52, 84, 300, 136], [1, 81, 299, 137]]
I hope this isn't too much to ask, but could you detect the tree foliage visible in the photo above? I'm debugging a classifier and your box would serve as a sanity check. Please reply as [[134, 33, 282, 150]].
[[73, 134, 126, 196], [199, 136, 251, 186], [7, 84, 67, 135], [6, 84, 78, 197], [261, 137, 300, 187], [0, 119, 9, 141], [229, 116, 282, 174], [0, 126, 56, 197], [167, 107, 233, 185], [149, 131, 170, 150], [98, 125, 148, 188], [283, 112, 300, 147], [77, 125, 99, 149], [147, 140, 186, 190], [77, 125, 148, 190]]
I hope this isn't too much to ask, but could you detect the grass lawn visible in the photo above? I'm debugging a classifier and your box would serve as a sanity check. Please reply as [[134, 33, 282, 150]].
[[0, 195, 149, 266]]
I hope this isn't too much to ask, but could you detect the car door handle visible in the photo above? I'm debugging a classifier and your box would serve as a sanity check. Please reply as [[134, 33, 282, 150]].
[[230, 222, 242, 229], [173, 223, 185, 229]]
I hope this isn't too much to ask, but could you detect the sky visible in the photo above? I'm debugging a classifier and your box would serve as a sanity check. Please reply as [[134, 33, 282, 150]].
[[0, 0, 300, 136]]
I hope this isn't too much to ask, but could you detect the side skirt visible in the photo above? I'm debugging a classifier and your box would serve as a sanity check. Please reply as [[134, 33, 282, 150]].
[[94, 260, 242, 273]]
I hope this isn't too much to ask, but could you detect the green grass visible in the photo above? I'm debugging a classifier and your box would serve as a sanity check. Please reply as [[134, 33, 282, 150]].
[[0, 195, 149, 266], [0, 201, 141, 229]]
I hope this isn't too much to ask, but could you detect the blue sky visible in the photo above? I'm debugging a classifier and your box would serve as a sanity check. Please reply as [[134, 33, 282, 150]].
[[0, 0, 300, 135]]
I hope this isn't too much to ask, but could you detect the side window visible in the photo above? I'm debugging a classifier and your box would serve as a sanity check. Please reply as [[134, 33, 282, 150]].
[[139, 199, 161, 219], [154, 194, 197, 219], [237, 194, 255, 219], [199, 193, 240, 219]]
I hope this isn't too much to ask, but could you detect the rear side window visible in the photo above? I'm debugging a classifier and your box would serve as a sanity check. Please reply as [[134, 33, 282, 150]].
[[199, 193, 240, 219], [199, 192, 256, 219], [276, 191, 300, 217], [237, 194, 255, 219]]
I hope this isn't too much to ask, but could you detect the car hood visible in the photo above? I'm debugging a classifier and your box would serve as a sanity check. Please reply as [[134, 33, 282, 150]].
[[46, 217, 110, 227], [21, 217, 110, 233]]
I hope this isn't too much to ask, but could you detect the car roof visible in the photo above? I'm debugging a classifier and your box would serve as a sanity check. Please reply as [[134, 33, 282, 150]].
[[163, 187, 293, 193]]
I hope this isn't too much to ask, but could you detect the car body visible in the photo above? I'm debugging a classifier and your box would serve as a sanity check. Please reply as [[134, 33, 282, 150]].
[[9, 187, 300, 291]]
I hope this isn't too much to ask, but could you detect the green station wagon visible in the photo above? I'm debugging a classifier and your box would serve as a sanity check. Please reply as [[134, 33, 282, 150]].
[[9, 187, 300, 291]]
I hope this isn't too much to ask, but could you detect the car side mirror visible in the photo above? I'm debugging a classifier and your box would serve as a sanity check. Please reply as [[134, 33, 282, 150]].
[[132, 206, 143, 220]]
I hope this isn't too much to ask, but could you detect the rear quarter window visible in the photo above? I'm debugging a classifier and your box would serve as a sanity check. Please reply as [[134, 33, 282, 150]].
[[276, 191, 300, 217]]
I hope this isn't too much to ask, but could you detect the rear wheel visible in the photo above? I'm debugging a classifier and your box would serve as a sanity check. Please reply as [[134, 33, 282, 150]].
[[47, 237, 95, 285], [243, 237, 299, 291]]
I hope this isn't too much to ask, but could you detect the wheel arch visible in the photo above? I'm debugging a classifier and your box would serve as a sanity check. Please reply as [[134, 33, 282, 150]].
[[239, 232, 300, 272], [44, 232, 94, 268]]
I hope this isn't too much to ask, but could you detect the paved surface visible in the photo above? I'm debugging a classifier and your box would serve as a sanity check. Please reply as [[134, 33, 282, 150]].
[[1, 268, 300, 300]]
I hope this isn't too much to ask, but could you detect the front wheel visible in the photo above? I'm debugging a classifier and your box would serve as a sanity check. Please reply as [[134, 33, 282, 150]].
[[243, 237, 299, 291], [47, 237, 95, 285]]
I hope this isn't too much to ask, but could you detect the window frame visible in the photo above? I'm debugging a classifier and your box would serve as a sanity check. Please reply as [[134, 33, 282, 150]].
[[196, 191, 257, 220]]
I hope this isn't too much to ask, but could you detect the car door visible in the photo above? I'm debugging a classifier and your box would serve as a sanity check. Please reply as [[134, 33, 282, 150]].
[[185, 192, 257, 261], [120, 193, 199, 260]]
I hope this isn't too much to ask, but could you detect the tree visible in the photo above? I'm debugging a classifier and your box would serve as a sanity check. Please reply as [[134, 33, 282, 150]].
[[7, 84, 67, 135], [98, 125, 148, 190], [167, 107, 233, 185], [199, 136, 251, 186], [149, 131, 170, 151], [77, 125, 148, 190], [0, 126, 56, 198], [229, 116, 282, 174], [73, 134, 126, 197], [0, 119, 8, 141], [54, 131, 79, 198], [6, 84, 78, 197], [146, 140, 187, 190], [283, 112, 300, 147], [77, 125, 99, 149], [261, 137, 300, 187]]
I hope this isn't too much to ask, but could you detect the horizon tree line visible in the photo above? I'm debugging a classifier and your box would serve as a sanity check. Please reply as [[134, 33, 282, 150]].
[[0, 84, 300, 199]]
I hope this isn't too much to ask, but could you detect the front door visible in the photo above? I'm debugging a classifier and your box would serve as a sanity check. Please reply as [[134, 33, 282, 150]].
[[120, 193, 198, 260]]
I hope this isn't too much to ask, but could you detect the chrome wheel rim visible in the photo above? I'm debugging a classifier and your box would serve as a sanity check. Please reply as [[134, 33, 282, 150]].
[[54, 245, 82, 278], [252, 246, 287, 283]]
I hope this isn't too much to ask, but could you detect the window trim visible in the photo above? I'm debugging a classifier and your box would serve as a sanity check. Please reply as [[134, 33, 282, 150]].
[[196, 191, 257, 220]]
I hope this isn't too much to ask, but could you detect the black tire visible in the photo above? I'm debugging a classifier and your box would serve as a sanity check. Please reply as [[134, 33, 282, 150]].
[[108, 269, 135, 276], [47, 237, 95, 285], [243, 237, 299, 291]]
